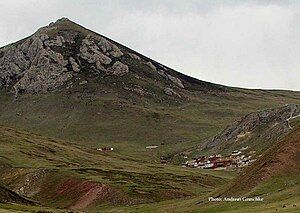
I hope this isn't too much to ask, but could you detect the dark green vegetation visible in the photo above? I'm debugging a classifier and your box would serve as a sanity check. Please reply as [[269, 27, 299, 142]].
[[0, 18, 300, 212]]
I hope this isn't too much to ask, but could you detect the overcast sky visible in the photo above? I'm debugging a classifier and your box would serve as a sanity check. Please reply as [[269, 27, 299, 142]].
[[0, 0, 299, 90]]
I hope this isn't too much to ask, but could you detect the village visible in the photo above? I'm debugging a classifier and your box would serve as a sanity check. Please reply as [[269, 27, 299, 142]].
[[96, 145, 257, 170], [183, 146, 257, 170]]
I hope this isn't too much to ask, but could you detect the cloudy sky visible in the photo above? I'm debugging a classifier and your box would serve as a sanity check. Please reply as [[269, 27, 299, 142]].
[[0, 0, 299, 90]]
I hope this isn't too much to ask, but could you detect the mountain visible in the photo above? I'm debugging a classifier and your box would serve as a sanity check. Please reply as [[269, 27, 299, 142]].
[[0, 17, 225, 98], [0, 18, 299, 163], [0, 18, 300, 212]]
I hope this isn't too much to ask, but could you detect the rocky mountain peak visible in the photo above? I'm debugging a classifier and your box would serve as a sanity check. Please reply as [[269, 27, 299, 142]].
[[0, 18, 225, 99]]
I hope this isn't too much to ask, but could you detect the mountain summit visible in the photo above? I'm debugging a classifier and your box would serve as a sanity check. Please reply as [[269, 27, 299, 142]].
[[0, 18, 224, 99]]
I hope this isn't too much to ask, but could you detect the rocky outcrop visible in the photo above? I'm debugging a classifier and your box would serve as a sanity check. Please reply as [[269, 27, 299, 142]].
[[0, 21, 128, 96], [0, 18, 195, 98], [200, 104, 300, 152], [79, 35, 112, 72], [0, 33, 75, 96]]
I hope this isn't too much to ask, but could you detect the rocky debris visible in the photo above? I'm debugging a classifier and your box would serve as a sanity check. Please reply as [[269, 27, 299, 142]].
[[158, 69, 185, 88], [200, 104, 300, 152], [166, 74, 185, 88], [97, 37, 123, 58], [15, 169, 47, 197], [69, 57, 80, 72], [146, 62, 156, 71], [128, 53, 141, 60], [164, 88, 181, 97], [124, 86, 153, 96], [107, 61, 129, 76]]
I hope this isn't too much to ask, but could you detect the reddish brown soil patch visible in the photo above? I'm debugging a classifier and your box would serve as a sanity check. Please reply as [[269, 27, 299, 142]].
[[38, 177, 130, 210], [70, 184, 115, 210]]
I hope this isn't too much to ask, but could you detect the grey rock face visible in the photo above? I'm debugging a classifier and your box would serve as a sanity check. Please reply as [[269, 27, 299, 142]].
[[0, 26, 130, 96], [0, 32, 76, 96], [13, 47, 71, 96]]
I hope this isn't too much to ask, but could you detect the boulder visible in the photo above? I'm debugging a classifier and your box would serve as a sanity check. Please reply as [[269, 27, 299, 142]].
[[166, 74, 185, 88], [69, 57, 80, 72], [146, 62, 156, 71], [128, 53, 141, 60], [107, 61, 129, 76], [157, 69, 184, 88], [98, 37, 123, 58], [164, 88, 181, 97]]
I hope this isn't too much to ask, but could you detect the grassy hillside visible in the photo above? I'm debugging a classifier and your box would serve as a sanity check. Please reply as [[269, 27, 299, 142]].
[[93, 124, 300, 212], [0, 125, 235, 211], [0, 88, 300, 164]]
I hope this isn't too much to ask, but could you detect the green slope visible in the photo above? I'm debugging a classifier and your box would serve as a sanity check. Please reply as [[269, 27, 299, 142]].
[[0, 88, 299, 164], [0, 125, 235, 211]]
